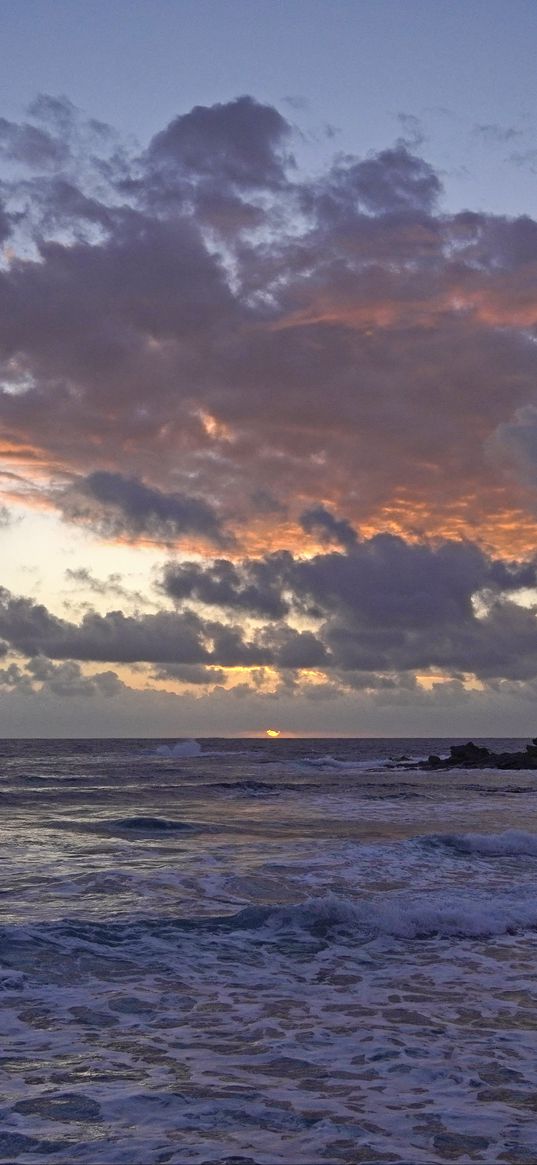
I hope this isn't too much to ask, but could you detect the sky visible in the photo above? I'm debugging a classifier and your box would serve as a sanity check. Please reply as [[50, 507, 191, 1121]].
[[2, 1, 537, 736]]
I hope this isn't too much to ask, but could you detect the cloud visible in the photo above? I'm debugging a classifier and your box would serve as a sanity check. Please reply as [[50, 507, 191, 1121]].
[[146, 95, 292, 191], [0, 116, 69, 169], [151, 663, 226, 686], [59, 472, 232, 547], [66, 567, 131, 596], [304, 143, 441, 222], [26, 657, 124, 697], [3, 82, 537, 674], [0, 656, 124, 698], [473, 122, 523, 145], [0, 200, 12, 243], [161, 556, 290, 618], [261, 625, 330, 669], [159, 535, 537, 682], [0, 524, 533, 687], [299, 505, 357, 549], [0, 585, 272, 667], [491, 404, 537, 490], [395, 113, 426, 149], [64, 566, 154, 610]]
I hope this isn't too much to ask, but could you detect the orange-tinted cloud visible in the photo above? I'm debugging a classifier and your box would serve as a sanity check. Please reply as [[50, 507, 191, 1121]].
[[1, 98, 537, 569]]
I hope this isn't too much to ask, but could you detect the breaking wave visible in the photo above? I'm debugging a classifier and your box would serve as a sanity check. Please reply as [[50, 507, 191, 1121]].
[[431, 829, 537, 857], [225, 887, 537, 941], [152, 740, 202, 758], [297, 754, 392, 772]]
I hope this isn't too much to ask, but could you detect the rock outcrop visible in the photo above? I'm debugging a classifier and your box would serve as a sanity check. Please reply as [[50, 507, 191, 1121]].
[[414, 739, 537, 771]]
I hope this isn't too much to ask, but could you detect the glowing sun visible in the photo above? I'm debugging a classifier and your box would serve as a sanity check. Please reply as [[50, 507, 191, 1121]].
[[266, 728, 281, 738]]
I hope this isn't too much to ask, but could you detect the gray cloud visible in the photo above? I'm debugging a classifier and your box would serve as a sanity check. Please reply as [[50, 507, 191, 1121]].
[[26, 657, 124, 697], [473, 123, 523, 145], [161, 557, 289, 618], [304, 143, 441, 224], [60, 472, 232, 547], [491, 405, 537, 490], [0, 199, 12, 243], [0, 656, 124, 698], [261, 625, 330, 670], [299, 505, 357, 549], [1, 95, 537, 558], [0, 585, 272, 667], [147, 95, 291, 190], [64, 567, 154, 610], [159, 535, 537, 681], [3, 91, 537, 726], [395, 113, 426, 150], [0, 116, 69, 169], [152, 663, 226, 686]]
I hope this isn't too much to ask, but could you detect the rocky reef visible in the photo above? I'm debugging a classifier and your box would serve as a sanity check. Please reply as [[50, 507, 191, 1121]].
[[416, 739, 537, 771]]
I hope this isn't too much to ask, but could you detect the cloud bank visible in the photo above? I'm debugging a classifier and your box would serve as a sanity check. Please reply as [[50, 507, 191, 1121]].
[[1, 93, 537, 730]]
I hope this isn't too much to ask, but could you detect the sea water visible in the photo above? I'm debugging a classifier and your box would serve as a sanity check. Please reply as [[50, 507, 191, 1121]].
[[1, 737, 537, 1163]]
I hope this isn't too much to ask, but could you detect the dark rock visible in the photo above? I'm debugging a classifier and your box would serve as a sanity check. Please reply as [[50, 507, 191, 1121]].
[[414, 738, 537, 771], [450, 742, 490, 763]]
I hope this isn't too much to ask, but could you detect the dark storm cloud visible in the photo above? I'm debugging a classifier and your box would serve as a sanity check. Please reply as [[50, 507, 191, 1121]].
[[60, 472, 231, 547], [2, 526, 537, 683], [161, 557, 289, 618], [0, 586, 272, 667], [158, 535, 537, 682], [299, 505, 358, 550], [3, 92, 537, 564], [163, 537, 535, 628], [261, 625, 330, 669]]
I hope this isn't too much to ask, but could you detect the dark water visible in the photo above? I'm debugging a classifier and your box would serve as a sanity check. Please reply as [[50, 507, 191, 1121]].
[[2, 736, 537, 1163]]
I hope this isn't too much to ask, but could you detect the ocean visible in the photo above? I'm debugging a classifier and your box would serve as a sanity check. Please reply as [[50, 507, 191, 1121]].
[[2, 736, 537, 1164]]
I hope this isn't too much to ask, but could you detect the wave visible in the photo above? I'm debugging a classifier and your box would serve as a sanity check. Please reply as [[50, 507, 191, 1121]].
[[208, 779, 281, 796], [430, 829, 537, 857], [297, 754, 392, 772], [6, 885, 537, 957], [146, 741, 255, 760], [225, 887, 537, 941], [100, 816, 195, 834], [151, 740, 202, 758]]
